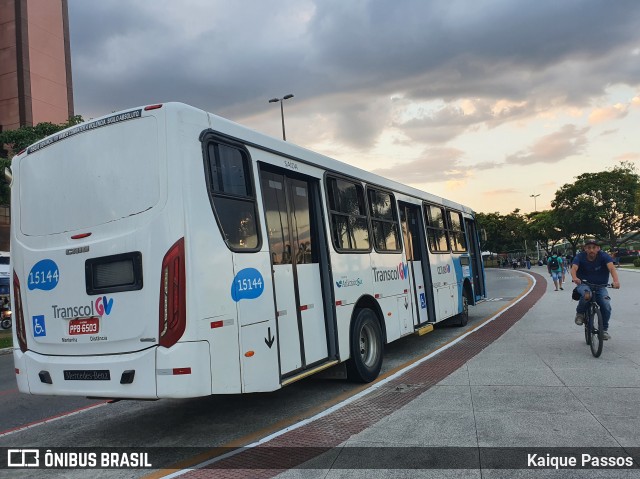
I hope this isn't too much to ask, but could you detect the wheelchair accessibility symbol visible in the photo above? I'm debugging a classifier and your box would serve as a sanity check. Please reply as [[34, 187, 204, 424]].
[[32, 315, 46, 337]]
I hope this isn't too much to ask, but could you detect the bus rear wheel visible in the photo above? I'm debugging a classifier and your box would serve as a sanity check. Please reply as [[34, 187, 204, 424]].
[[346, 308, 383, 383]]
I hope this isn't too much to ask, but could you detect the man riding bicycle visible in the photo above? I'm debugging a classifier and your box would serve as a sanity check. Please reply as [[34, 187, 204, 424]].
[[571, 239, 620, 340]]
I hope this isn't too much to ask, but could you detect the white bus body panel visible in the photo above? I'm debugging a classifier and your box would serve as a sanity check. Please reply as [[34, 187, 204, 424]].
[[239, 321, 280, 393], [156, 341, 212, 398], [272, 263, 301, 374], [370, 254, 412, 343], [429, 254, 458, 320], [296, 263, 327, 365], [232, 253, 279, 392]]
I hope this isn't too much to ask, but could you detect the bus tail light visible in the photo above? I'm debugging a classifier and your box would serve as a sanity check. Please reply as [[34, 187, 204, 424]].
[[159, 238, 186, 348], [13, 271, 27, 353]]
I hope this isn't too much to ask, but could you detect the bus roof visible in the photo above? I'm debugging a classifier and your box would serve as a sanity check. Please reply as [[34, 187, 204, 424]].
[[17, 102, 475, 216]]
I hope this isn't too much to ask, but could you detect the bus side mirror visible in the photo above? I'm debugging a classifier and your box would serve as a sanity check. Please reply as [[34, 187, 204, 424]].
[[480, 228, 487, 242], [3, 167, 12, 185]]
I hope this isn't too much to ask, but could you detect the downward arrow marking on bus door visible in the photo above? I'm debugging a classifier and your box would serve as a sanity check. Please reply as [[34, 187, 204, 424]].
[[265, 327, 275, 348], [404, 297, 408, 310]]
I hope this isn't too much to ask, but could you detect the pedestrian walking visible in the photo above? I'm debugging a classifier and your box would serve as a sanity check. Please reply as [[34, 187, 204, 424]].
[[547, 251, 564, 291]]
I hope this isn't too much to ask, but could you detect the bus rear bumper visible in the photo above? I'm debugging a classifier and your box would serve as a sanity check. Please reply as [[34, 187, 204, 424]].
[[14, 347, 159, 398], [14, 341, 213, 399]]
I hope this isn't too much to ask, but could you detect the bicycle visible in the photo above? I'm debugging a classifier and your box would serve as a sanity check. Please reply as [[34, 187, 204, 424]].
[[578, 281, 613, 358]]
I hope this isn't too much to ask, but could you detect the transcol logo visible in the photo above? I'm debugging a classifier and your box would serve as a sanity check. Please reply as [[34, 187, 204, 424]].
[[51, 296, 114, 319], [373, 263, 409, 282]]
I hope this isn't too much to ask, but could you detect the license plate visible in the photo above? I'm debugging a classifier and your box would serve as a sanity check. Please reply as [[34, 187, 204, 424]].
[[68, 317, 99, 335]]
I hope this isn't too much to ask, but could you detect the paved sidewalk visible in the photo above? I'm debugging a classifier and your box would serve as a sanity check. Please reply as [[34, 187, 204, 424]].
[[177, 268, 640, 478], [323, 268, 640, 477]]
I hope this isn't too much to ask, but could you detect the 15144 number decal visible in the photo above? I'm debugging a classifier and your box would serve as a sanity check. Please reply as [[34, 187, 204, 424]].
[[28, 259, 60, 291], [231, 268, 265, 302]]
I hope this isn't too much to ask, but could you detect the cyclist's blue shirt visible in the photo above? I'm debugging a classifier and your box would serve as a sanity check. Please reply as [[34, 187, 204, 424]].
[[572, 251, 613, 284]]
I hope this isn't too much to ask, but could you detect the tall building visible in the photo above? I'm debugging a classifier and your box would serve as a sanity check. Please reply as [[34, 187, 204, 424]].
[[0, 0, 74, 132]]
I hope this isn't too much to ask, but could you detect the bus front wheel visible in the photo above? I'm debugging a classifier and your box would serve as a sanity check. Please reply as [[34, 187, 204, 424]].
[[346, 308, 383, 383], [456, 292, 469, 327]]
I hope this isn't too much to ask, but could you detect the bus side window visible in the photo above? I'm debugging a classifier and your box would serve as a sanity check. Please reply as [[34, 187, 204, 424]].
[[204, 141, 260, 251], [367, 188, 401, 253], [424, 204, 449, 252], [326, 177, 370, 252], [448, 210, 467, 252]]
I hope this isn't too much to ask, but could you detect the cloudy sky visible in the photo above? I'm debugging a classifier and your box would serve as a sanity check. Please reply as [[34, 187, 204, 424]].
[[68, 0, 640, 214]]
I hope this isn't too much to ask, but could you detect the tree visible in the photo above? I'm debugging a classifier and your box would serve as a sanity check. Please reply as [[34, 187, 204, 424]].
[[0, 116, 83, 205], [476, 209, 528, 256], [525, 210, 563, 255], [552, 197, 600, 255], [552, 162, 640, 249], [476, 212, 503, 253], [0, 115, 83, 155]]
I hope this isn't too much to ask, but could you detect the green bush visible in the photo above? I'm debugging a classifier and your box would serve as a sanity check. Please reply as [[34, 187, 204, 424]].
[[634, 258, 640, 267], [619, 255, 635, 264]]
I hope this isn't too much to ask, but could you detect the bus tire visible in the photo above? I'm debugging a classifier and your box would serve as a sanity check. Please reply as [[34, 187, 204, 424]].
[[346, 308, 383, 383], [456, 292, 469, 327]]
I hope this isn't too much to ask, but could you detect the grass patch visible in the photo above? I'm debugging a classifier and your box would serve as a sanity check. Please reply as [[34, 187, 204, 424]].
[[0, 330, 12, 349]]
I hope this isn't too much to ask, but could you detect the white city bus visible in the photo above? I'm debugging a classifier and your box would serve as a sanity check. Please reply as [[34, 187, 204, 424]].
[[9, 102, 486, 399]]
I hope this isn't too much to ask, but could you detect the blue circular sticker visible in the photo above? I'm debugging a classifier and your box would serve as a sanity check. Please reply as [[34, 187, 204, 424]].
[[231, 268, 264, 302], [28, 259, 60, 291]]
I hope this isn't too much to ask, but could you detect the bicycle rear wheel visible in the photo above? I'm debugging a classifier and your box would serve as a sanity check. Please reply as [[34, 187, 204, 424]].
[[589, 304, 604, 358]]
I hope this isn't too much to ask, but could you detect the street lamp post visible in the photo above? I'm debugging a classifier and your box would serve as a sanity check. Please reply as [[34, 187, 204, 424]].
[[268, 94, 294, 141], [530, 194, 541, 261], [530, 193, 540, 212]]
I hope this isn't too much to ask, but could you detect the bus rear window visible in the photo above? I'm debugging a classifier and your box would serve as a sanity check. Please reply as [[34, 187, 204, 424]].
[[19, 117, 160, 236]]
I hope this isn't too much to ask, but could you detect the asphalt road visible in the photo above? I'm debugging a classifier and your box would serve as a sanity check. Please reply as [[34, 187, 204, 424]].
[[0, 268, 530, 478]]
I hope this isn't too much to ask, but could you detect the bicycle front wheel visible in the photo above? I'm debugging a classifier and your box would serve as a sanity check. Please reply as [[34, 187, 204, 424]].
[[589, 304, 604, 358], [584, 314, 591, 345]]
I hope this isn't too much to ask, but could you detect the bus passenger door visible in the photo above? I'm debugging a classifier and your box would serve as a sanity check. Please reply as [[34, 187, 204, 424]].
[[464, 218, 486, 300], [260, 168, 330, 377], [399, 202, 435, 326]]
